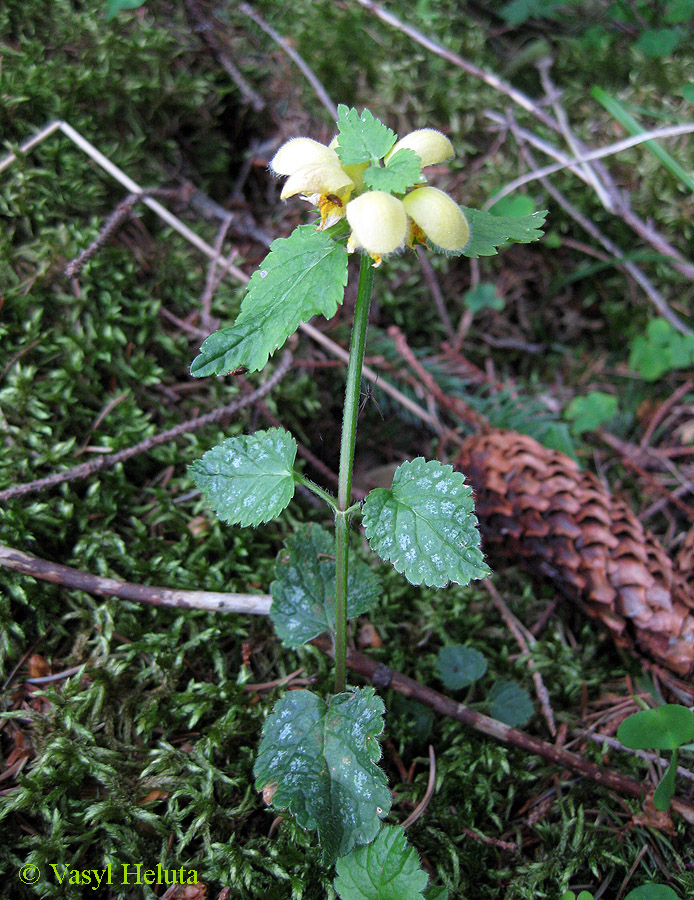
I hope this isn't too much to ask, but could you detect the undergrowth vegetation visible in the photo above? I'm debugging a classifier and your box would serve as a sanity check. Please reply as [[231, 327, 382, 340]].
[[1, 1, 694, 897]]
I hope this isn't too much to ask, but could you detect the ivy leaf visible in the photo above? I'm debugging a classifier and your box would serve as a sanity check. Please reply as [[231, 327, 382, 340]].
[[334, 825, 428, 900], [270, 523, 381, 648], [335, 105, 397, 166], [254, 688, 391, 864], [191, 226, 348, 376], [189, 428, 296, 527], [487, 681, 534, 727], [362, 458, 490, 588], [364, 149, 423, 193], [460, 206, 548, 258], [437, 645, 487, 690], [564, 391, 618, 436]]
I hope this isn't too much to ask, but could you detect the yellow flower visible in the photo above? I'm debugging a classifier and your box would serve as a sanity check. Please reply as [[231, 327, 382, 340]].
[[402, 187, 470, 253], [270, 137, 355, 228], [346, 192, 408, 265], [270, 124, 469, 260], [384, 128, 454, 168]]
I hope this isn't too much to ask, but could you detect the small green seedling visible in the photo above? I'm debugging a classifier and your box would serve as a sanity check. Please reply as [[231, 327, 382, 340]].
[[189, 106, 547, 895], [562, 886, 679, 900], [617, 704, 694, 810], [437, 644, 534, 727]]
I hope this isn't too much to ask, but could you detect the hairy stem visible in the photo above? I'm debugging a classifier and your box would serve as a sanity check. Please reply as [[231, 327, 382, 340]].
[[334, 254, 375, 694]]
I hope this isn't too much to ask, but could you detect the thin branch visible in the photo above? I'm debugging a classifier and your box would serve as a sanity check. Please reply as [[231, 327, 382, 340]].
[[483, 121, 694, 212], [351, 0, 564, 136], [484, 580, 556, 737], [184, 0, 266, 112], [0, 544, 272, 616], [505, 120, 694, 336], [309, 633, 694, 825], [238, 3, 337, 119], [416, 247, 455, 342], [0, 351, 293, 502], [401, 745, 436, 830], [484, 110, 694, 284], [574, 728, 694, 784]]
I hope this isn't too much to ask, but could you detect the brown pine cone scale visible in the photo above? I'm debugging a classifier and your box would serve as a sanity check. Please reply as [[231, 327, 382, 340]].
[[454, 429, 694, 678]]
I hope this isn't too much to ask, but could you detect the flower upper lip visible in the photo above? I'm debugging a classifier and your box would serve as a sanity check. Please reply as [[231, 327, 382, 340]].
[[270, 123, 469, 260]]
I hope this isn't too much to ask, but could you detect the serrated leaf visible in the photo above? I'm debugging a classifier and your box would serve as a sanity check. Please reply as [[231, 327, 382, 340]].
[[617, 705, 694, 750], [334, 825, 428, 900], [487, 681, 534, 727], [437, 645, 487, 690], [463, 282, 505, 313], [362, 458, 490, 588], [488, 194, 536, 217], [564, 391, 618, 436], [191, 225, 348, 376], [629, 317, 694, 381], [254, 688, 390, 864], [270, 523, 381, 648], [189, 428, 296, 526], [461, 207, 548, 258], [364, 149, 423, 193], [335, 105, 396, 166], [625, 886, 679, 900]]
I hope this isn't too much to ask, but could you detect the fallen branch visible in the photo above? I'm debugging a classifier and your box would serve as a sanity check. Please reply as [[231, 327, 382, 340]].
[[4, 541, 692, 823]]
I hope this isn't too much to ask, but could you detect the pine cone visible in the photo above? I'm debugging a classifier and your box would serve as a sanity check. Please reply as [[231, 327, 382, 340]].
[[454, 429, 694, 678]]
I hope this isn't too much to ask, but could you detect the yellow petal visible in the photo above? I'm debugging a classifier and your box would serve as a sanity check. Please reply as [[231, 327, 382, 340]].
[[346, 191, 408, 255], [271, 138, 341, 176], [384, 129, 454, 168], [402, 186, 469, 252], [280, 163, 355, 200]]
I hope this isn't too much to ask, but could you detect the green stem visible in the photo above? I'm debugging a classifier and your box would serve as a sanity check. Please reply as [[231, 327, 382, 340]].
[[293, 472, 337, 513], [334, 253, 375, 695]]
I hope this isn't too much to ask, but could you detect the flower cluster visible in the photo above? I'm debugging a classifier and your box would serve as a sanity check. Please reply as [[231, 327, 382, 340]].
[[270, 127, 469, 265]]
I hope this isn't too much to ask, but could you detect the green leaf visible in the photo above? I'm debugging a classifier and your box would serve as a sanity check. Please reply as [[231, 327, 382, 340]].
[[270, 523, 381, 648], [424, 888, 450, 900], [634, 28, 684, 58], [334, 825, 428, 900], [106, 0, 145, 20], [189, 428, 296, 527], [437, 645, 487, 690], [665, 0, 694, 25], [653, 751, 678, 811], [461, 207, 548, 258], [362, 458, 490, 588], [564, 391, 618, 436], [191, 226, 348, 376], [617, 705, 694, 750], [625, 886, 680, 900], [487, 681, 534, 727], [254, 688, 390, 864], [488, 194, 536, 217], [682, 84, 694, 103], [498, 0, 576, 25], [364, 149, 423, 193], [629, 318, 694, 380], [463, 282, 505, 313], [335, 105, 397, 166]]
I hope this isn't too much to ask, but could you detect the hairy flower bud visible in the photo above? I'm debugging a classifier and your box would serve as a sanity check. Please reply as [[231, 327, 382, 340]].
[[280, 163, 355, 201], [271, 138, 341, 177], [385, 129, 454, 168], [346, 191, 408, 256], [402, 186, 469, 252]]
